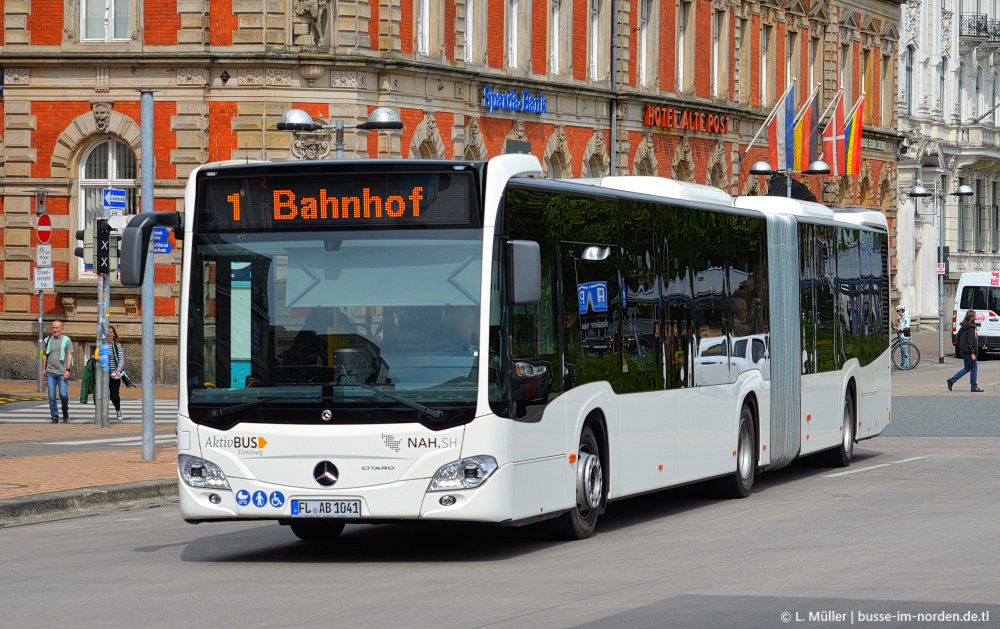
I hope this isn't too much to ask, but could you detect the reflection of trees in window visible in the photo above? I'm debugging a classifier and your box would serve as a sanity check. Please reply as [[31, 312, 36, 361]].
[[837, 228, 860, 362], [691, 211, 730, 385], [815, 225, 838, 372], [619, 202, 662, 392], [659, 206, 693, 389]]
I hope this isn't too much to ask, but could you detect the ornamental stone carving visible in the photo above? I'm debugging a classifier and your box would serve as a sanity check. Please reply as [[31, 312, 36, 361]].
[[266, 69, 292, 86], [299, 65, 323, 87], [942, 11, 953, 54], [4, 69, 29, 84], [291, 135, 331, 160], [92, 103, 113, 133], [294, 0, 330, 47], [238, 69, 265, 85], [331, 72, 359, 89], [177, 68, 207, 85]]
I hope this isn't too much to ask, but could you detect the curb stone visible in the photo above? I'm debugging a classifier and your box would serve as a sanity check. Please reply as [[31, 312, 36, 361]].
[[0, 480, 179, 527]]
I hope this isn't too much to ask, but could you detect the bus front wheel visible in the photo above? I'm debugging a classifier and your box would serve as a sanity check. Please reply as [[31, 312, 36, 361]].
[[718, 403, 755, 498], [552, 424, 604, 540]]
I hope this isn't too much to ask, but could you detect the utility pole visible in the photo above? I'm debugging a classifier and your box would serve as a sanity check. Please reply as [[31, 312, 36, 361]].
[[140, 89, 156, 460]]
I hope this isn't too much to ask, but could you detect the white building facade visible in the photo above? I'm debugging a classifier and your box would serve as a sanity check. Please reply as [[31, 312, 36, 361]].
[[898, 0, 1000, 325]]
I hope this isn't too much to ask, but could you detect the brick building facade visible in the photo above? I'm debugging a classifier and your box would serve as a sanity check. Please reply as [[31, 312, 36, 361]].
[[0, 0, 901, 381]]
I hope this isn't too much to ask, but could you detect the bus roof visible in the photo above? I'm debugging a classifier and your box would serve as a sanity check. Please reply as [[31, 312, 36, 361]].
[[831, 207, 889, 231], [575, 176, 736, 207], [733, 196, 835, 220]]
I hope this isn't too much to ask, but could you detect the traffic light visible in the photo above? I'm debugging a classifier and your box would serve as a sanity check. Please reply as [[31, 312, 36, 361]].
[[74, 225, 95, 267], [96, 218, 111, 274], [109, 233, 120, 282]]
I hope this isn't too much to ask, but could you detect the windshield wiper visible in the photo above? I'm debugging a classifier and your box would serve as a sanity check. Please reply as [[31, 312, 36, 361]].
[[208, 394, 319, 418], [339, 375, 444, 421]]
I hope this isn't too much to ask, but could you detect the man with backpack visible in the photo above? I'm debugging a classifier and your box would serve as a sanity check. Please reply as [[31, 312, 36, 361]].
[[43, 320, 74, 423]]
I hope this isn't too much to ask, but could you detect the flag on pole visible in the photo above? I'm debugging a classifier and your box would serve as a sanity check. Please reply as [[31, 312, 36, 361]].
[[820, 91, 845, 176], [767, 85, 796, 170], [793, 87, 821, 171], [844, 95, 865, 175]]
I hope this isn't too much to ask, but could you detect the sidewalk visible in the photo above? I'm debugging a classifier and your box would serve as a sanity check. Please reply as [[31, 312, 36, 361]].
[[0, 379, 181, 526], [893, 323, 999, 396]]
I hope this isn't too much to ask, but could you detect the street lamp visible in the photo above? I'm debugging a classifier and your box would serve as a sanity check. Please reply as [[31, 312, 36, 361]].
[[277, 107, 404, 159], [908, 180, 974, 363], [748, 159, 831, 198]]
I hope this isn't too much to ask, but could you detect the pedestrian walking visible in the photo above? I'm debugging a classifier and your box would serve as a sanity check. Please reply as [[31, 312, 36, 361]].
[[108, 325, 125, 422], [43, 320, 74, 423], [947, 309, 985, 392]]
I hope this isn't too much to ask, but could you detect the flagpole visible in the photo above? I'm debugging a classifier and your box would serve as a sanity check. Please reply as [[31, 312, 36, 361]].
[[791, 83, 822, 126], [817, 89, 843, 130], [737, 78, 797, 164]]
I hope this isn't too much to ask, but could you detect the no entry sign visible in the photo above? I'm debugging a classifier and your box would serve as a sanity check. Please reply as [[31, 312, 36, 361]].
[[36, 214, 52, 244]]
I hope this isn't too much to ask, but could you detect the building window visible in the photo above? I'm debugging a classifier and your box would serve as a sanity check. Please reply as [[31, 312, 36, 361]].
[[639, 0, 650, 86], [958, 62, 966, 123], [551, 0, 561, 74], [417, 0, 430, 54], [863, 48, 873, 120], [78, 139, 137, 275], [810, 37, 822, 104], [841, 42, 852, 107], [882, 55, 895, 127], [787, 30, 799, 99], [712, 10, 726, 98], [677, 1, 694, 92], [590, 0, 600, 79], [993, 74, 999, 125], [739, 18, 750, 103], [508, 0, 519, 69], [905, 47, 914, 115], [976, 67, 983, 120], [762, 25, 771, 105], [940, 58, 948, 118], [82, 0, 130, 41]]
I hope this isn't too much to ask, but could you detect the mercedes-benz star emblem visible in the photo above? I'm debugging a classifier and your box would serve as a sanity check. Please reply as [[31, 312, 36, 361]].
[[313, 461, 340, 487]]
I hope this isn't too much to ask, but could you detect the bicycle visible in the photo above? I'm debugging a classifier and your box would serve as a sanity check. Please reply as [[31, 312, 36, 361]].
[[890, 328, 920, 370]]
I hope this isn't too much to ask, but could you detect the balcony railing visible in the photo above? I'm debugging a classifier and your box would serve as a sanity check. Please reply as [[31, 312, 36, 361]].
[[960, 13, 989, 38], [990, 19, 1000, 42]]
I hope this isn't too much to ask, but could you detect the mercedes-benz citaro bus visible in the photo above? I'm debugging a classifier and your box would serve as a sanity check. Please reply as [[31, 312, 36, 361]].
[[119, 154, 891, 542]]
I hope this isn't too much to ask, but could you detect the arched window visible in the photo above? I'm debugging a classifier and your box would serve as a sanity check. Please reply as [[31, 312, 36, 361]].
[[78, 138, 137, 275]]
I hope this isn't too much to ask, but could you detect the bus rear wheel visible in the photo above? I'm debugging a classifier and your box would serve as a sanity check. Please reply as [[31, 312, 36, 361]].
[[718, 403, 755, 498], [825, 394, 854, 468], [552, 424, 604, 540], [288, 520, 346, 543]]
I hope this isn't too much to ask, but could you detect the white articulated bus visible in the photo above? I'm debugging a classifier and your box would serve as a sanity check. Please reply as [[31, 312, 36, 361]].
[[119, 154, 891, 542]]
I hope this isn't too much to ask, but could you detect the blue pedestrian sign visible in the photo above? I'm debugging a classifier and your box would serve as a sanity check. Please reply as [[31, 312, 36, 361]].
[[103, 188, 127, 210], [252, 490, 267, 508], [152, 226, 173, 254]]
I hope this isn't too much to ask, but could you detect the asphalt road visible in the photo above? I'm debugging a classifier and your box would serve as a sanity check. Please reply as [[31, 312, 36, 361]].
[[2, 428, 999, 628]]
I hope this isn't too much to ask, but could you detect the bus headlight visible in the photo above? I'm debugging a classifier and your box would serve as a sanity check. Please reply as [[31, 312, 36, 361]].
[[428, 456, 498, 492], [179, 454, 231, 490]]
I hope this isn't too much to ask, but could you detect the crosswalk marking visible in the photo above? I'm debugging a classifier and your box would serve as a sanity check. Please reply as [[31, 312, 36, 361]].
[[46, 434, 177, 446]]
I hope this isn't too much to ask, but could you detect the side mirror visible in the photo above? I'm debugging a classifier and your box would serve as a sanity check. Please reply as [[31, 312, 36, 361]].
[[508, 240, 541, 305], [120, 212, 182, 287]]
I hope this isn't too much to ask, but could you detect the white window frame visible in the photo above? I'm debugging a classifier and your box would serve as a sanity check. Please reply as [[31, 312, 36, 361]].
[[590, 0, 600, 79], [508, 0, 519, 69], [78, 138, 138, 277], [639, 0, 650, 86], [551, 0, 561, 74], [81, 0, 130, 42], [712, 11, 721, 97], [762, 25, 771, 105], [678, 3, 687, 91], [417, 0, 430, 54]]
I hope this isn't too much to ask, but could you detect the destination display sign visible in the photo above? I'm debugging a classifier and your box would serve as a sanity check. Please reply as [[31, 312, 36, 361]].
[[196, 171, 477, 233]]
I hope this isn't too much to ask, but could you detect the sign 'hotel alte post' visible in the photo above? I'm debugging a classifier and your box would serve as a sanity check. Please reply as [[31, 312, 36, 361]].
[[644, 105, 731, 135]]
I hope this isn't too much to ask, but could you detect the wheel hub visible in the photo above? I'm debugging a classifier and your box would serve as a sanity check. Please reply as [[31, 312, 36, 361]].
[[576, 452, 602, 510]]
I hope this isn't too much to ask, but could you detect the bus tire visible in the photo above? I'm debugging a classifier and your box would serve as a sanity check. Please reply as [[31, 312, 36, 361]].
[[289, 520, 346, 543], [719, 403, 755, 499], [826, 393, 855, 468], [552, 424, 604, 540]]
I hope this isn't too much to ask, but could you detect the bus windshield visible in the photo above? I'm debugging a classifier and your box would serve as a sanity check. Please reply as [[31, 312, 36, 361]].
[[187, 229, 482, 428]]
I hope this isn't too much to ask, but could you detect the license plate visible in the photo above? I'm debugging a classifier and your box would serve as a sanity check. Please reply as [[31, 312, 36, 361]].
[[291, 499, 361, 518]]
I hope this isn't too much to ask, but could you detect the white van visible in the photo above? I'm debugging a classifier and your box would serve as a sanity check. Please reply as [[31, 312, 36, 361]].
[[951, 272, 1000, 357]]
